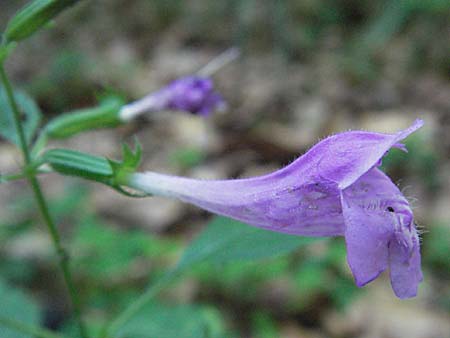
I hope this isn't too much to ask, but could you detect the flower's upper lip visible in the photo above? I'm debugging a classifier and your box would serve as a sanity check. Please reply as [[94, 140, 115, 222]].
[[331, 119, 423, 189], [254, 119, 425, 194]]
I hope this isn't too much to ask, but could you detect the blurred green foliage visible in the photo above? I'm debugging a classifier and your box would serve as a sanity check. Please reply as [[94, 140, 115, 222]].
[[71, 216, 178, 280], [424, 222, 450, 278], [29, 50, 92, 111], [0, 279, 40, 338], [116, 303, 228, 338], [167, 0, 449, 78], [251, 311, 279, 338], [170, 147, 205, 170], [176, 217, 318, 271], [0, 85, 42, 146], [381, 131, 439, 191], [2, 171, 449, 336]]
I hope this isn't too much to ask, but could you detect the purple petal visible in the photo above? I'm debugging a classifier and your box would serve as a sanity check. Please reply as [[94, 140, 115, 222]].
[[389, 228, 423, 299], [311, 119, 423, 189], [130, 171, 345, 236], [341, 167, 422, 295], [341, 168, 398, 286]]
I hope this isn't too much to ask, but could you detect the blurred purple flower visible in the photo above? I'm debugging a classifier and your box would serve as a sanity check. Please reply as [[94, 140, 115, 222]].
[[164, 76, 224, 115], [128, 120, 424, 298], [119, 76, 224, 121]]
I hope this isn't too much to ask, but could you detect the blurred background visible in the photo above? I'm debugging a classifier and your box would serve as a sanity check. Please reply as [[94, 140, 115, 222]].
[[1, 0, 449, 337]]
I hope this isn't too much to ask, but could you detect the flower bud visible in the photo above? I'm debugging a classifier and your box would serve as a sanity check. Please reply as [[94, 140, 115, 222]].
[[4, 0, 81, 43], [45, 96, 124, 139], [119, 76, 225, 121], [43, 148, 112, 184]]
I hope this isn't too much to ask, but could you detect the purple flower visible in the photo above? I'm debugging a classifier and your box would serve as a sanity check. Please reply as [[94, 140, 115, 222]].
[[127, 120, 424, 298], [164, 76, 224, 116], [119, 76, 224, 121]]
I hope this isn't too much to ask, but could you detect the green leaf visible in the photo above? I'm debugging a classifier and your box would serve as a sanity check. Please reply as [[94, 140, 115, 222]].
[[176, 216, 319, 272], [116, 303, 225, 338], [0, 86, 42, 146], [4, 0, 81, 43], [0, 279, 40, 338]]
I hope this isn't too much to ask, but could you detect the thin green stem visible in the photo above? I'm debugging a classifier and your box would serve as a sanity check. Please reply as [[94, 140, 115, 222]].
[[101, 271, 176, 338], [29, 177, 89, 337], [0, 66, 30, 162], [0, 317, 67, 338], [0, 64, 89, 338]]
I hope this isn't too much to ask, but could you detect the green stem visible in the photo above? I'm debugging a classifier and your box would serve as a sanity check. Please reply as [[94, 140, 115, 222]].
[[29, 177, 89, 337], [0, 68, 30, 162], [0, 64, 89, 338], [0, 317, 67, 338], [101, 271, 176, 338]]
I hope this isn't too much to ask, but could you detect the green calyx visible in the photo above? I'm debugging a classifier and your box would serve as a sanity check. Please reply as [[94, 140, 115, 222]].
[[42, 148, 113, 183], [45, 95, 125, 139], [42, 140, 146, 197], [108, 141, 142, 186], [4, 0, 81, 43]]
